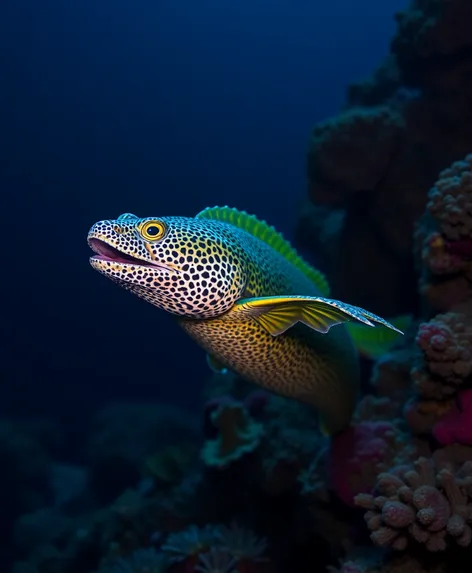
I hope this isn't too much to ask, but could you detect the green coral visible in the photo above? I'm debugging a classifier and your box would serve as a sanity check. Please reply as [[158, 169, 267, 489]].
[[201, 403, 264, 469]]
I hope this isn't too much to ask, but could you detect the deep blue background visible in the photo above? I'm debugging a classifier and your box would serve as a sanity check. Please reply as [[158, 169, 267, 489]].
[[0, 0, 406, 435]]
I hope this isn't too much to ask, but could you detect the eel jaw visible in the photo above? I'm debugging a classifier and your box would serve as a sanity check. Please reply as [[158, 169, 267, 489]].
[[88, 237, 176, 272]]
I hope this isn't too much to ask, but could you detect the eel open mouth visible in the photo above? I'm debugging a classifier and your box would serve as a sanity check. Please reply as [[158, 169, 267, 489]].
[[89, 238, 160, 268]]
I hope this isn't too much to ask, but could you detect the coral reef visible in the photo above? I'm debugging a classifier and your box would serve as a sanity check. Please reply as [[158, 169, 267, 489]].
[[355, 456, 472, 551], [9, 1, 472, 573], [201, 396, 264, 469], [326, 421, 416, 507], [296, 0, 472, 317], [415, 155, 472, 312]]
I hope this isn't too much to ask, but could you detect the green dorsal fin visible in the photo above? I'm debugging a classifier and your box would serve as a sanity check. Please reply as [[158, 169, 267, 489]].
[[196, 206, 330, 296]]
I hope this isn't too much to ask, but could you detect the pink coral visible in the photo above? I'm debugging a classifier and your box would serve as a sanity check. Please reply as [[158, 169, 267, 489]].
[[414, 155, 472, 311], [427, 155, 472, 242], [328, 421, 415, 507], [433, 389, 472, 446], [355, 457, 472, 551], [403, 397, 454, 437], [411, 311, 472, 399]]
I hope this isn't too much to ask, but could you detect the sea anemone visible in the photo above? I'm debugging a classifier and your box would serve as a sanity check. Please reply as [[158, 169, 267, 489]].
[[195, 547, 238, 573], [215, 521, 268, 561], [161, 524, 217, 562]]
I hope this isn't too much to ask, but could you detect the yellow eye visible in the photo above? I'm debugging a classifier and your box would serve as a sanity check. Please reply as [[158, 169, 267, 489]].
[[140, 220, 166, 241]]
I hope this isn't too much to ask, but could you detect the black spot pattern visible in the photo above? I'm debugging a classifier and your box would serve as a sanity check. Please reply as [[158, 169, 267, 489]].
[[88, 216, 248, 318], [180, 310, 358, 436], [87, 212, 360, 435]]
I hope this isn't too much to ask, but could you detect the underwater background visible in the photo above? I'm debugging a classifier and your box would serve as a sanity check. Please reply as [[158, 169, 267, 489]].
[[3, 0, 472, 572]]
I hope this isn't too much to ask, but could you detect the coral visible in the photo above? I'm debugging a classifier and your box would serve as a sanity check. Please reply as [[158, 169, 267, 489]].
[[161, 523, 268, 573], [162, 524, 216, 563], [263, 396, 322, 466], [392, 0, 472, 86], [415, 155, 472, 311], [214, 521, 268, 562], [201, 400, 264, 469], [433, 389, 472, 446], [260, 396, 326, 497], [14, 4, 472, 573], [403, 397, 454, 437], [298, 0, 472, 317], [411, 311, 472, 400], [327, 421, 416, 507], [195, 548, 237, 573], [332, 552, 446, 573], [355, 456, 472, 551], [427, 155, 472, 241], [143, 443, 199, 486], [369, 347, 415, 407], [307, 106, 405, 206], [203, 392, 268, 439]]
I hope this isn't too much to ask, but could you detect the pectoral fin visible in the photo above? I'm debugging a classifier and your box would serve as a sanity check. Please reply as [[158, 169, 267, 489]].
[[233, 295, 405, 337]]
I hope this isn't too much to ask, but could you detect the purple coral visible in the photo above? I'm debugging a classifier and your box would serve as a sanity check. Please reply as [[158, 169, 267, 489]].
[[355, 457, 472, 551], [415, 154, 472, 311], [411, 312, 472, 400], [433, 389, 472, 446], [328, 421, 415, 507], [427, 155, 472, 242]]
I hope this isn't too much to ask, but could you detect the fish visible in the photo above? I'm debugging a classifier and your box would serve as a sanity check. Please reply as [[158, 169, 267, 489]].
[[87, 206, 407, 436]]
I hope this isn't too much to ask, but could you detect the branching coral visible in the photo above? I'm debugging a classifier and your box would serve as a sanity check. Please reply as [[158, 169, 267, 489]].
[[355, 456, 472, 551]]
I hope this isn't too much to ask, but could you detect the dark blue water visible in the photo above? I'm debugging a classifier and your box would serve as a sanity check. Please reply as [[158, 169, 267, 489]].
[[0, 0, 406, 428]]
